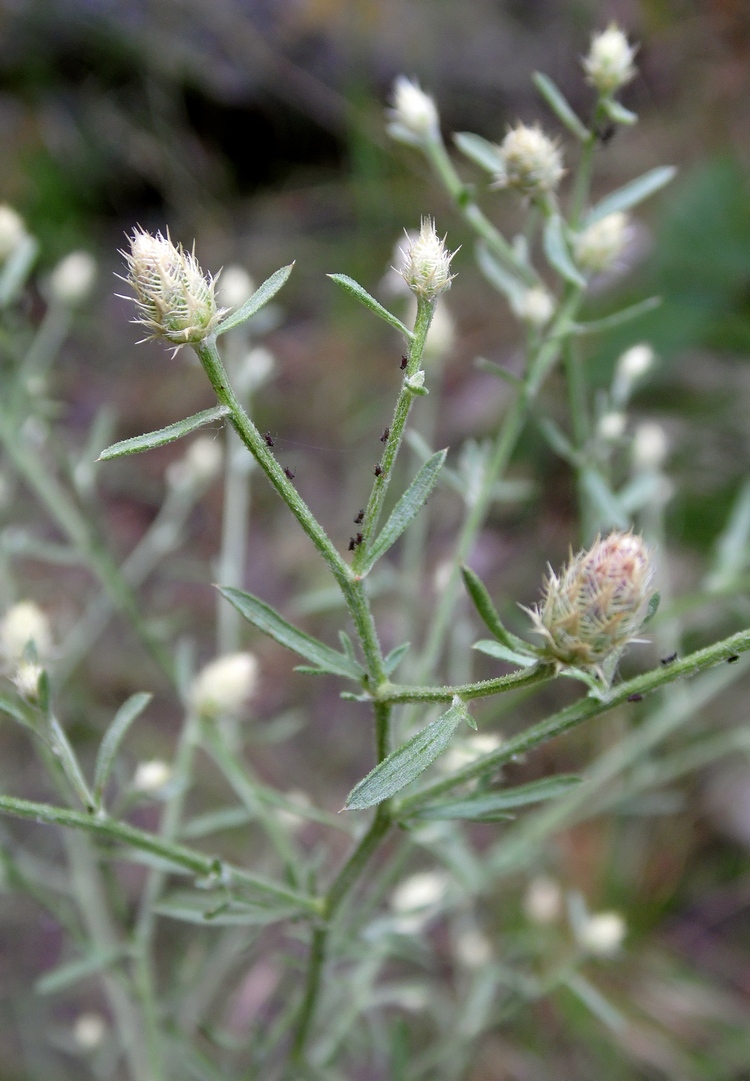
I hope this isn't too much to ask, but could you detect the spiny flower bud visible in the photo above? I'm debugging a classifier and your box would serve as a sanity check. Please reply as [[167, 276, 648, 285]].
[[526, 531, 653, 674], [189, 652, 258, 716], [387, 76, 440, 146], [573, 211, 630, 274], [123, 228, 225, 349], [0, 601, 52, 662], [398, 217, 456, 300], [583, 25, 637, 98], [494, 124, 564, 198], [12, 661, 44, 702]]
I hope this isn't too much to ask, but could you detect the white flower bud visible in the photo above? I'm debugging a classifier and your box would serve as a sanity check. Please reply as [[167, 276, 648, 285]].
[[49, 251, 97, 305], [597, 411, 627, 442], [398, 217, 456, 300], [240, 345, 275, 391], [632, 422, 669, 472], [583, 25, 638, 97], [577, 910, 626, 955], [218, 265, 255, 310], [512, 286, 555, 327], [494, 124, 564, 197], [391, 870, 448, 912], [277, 789, 312, 831], [0, 206, 28, 262], [166, 435, 223, 490], [0, 601, 52, 661], [133, 759, 172, 793], [523, 875, 562, 924], [73, 1012, 107, 1050], [617, 343, 654, 383], [573, 212, 630, 274], [190, 652, 258, 716], [454, 928, 492, 968], [387, 76, 440, 146], [12, 661, 44, 702], [123, 228, 225, 348], [442, 732, 503, 773], [422, 300, 456, 360]]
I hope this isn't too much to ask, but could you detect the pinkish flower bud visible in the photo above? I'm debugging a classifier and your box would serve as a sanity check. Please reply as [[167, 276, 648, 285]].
[[526, 531, 653, 674]]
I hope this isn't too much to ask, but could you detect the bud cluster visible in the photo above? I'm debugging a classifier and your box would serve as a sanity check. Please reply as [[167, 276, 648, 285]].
[[123, 228, 224, 349], [398, 217, 456, 300], [387, 76, 440, 146], [526, 531, 653, 673], [583, 25, 637, 98], [573, 212, 630, 274], [493, 124, 564, 198]]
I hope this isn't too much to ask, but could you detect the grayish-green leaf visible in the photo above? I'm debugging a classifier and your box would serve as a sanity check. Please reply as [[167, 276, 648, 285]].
[[153, 891, 300, 926], [36, 947, 125, 995], [345, 697, 467, 810], [475, 242, 527, 308], [472, 640, 538, 667], [600, 98, 638, 126], [537, 416, 579, 465], [581, 468, 629, 530], [0, 694, 39, 735], [98, 406, 229, 461], [215, 264, 294, 335], [544, 215, 586, 287], [181, 807, 255, 839], [94, 692, 152, 806], [327, 274, 413, 339], [453, 132, 503, 173], [0, 234, 39, 308], [48, 714, 94, 810], [584, 166, 676, 227], [706, 478, 750, 592], [532, 73, 590, 140], [359, 450, 447, 573], [219, 587, 364, 680], [572, 296, 661, 335], [384, 642, 410, 676], [413, 774, 582, 820], [461, 565, 532, 653]]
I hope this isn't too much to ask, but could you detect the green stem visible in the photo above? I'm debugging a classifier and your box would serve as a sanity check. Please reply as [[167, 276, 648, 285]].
[[376, 663, 553, 704], [396, 623, 750, 814], [353, 295, 435, 570]]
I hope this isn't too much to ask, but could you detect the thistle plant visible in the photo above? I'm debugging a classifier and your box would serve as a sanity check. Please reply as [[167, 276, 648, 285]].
[[0, 22, 749, 1081]]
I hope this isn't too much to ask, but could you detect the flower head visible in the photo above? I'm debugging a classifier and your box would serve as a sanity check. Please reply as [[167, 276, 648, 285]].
[[526, 531, 653, 675], [583, 25, 638, 97], [494, 124, 564, 198], [13, 661, 44, 702], [511, 286, 556, 327], [133, 760, 172, 794], [573, 211, 630, 274], [122, 228, 225, 349], [190, 652, 258, 716], [398, 217, 456, 300], [577, 910, 626, 955], [387, 76, 440, 146], [0, 601, 52, 662]]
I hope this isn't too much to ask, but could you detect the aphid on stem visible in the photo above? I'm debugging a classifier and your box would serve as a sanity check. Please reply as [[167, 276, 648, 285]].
[[380, 427, 390, 443], [284, 466, 295, 480], [374, 464, 383, 477], [263, 432, 274, 447], [354, 509, 364, 524], [400, 355, 408, 370], [661, 652, 677, 666]]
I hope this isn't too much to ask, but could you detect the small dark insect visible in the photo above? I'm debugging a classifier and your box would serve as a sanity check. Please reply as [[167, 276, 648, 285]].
[[661, 652, 678, 666], [627, 693, 643, 703], [354, 509, 364, 524], [356, 532, 363, 546], [263, 432, 274, 447], [596, 123, 616, 145], [374, 464, 383, 477], [400, 355, 408, 370], [284, 467, 295, 480], [727, 654, 740, 664], [348, 537, 356, 552], [380, 427, 390, 443]]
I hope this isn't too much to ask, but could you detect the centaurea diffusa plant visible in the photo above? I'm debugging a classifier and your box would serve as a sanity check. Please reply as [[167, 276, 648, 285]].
[[0, 23, 749, 1081]]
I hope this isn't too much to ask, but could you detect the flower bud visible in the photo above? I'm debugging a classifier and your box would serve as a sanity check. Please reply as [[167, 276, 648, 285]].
[[526, 531, 653, 673], [494, 124, 564, 198], [167, 435, 223, 490], [597, 411, 626, 442], [133, 759, 172, 794], [617, 343, 654, 383], [577, 910, 626, 955], [398, 217, 456, 300], [49, 251, 97, 305], [523, 875, 562, 924], [190, 652, 258, 716], [0, 206, 28, 262], [632, 422, 669, 472], [12, 661, 43, 702], [387, 76, 440, 146], [73, 1012, 107, 1050], [511, 286, 555, 327], [0, 601, 52, 661], [218, 265, 255, 310], [583, 25, 637, 97], [454, 928, 492, 968], [123, 228, 224, 348], [573, 212, 630, 274]]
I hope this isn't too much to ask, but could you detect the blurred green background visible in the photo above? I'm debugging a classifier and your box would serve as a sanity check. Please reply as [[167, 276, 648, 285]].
[[1, 1, 750, 1078]]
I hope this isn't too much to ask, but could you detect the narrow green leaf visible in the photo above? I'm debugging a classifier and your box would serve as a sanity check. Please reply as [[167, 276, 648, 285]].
[[475, 242, 527, 308], [0, 694, 39, 735], [359, 450, 446, 574], [327, 274, 413, 339], [572, 296, 662, 335], [460, 564, 531, 653], [474, 356, 523, 387], [219, 587, 364, 681], [600, 98, 638, 126], [384, 642, 410, 676], [94, 692, 153, 805], [537, 416, 579, 465], [544, 215, 586, 287], [580, 468, 629, 530], [472, 640, 538, 667], [413, 775, 582, 820], [182, 807, 255, 839], [215, 264, 294, 336], [453, 131, 503, 173], [36, 947, 124, 995], [584, 166, 676, 227], [98, 406, 229, 461], [153, 891, 300, 926], [48, 715, 94, 810], [532, 73, 590, 141], [344, 697, 467, 810]]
